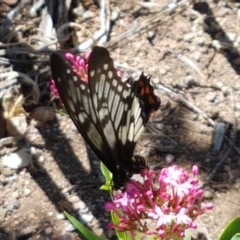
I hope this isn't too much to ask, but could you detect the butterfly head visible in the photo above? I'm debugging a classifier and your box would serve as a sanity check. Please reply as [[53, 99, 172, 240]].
[[113, 155, 148, 189]]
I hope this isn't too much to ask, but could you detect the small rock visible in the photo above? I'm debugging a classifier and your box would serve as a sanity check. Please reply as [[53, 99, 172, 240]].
[[193, 51, 202, 62], [111, 10, 120, 21], [24, 180, 30, 186], [69, 195, 79, 203], [190, 45, 196, 52], [31, 106, 55, 124], [82, 10, 95, 19], [7, 198, 20, 210], [183, 33, 194, 42], [56, 213, 65, 220], [79, 213, 94, 223], [79, 206, 89, 214], [213, 82, 223, 90], [38, 155, 45, 163], [2, 147, 31, 170], [21, 226, 34, 235], [78, 201, 87, 210], [202, 33, 212, 45], [203, 189, 214, 199], [159, 68, 167, 75], [7, 114, 28, 136], [222, 86, 229, 96], [233, 41, 239, 48], [147, 30, 155, 40], [0, 208, 8, 222], [72, 5, 85, 16], [199, 47, 208, 54], [218, 8, 228, 17], [235, 103, 240, 111], [219, 111, 234, 125], [205, 92, 217, 102], [64, 221, 75, 232], [24, 188, 31, 197], [60, 188, 69, 196], [212, 40, 225, 51], [44, 227, 53, 235], [196, 38, 204, 46], [225, 32, 236, 42], [197, 29, 204, 37], [165, 154, 175, 164], [47, 211, 54, 217], [186, 75, 196, 87], [30, 146, 36, 155], [11, 191, 19, 199]]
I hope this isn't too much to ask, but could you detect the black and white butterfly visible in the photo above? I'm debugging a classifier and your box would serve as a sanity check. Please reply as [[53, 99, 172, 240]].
[[50, 46, 160, 189]]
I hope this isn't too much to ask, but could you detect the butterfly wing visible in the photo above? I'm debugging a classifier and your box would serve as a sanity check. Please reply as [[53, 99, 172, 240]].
[[51, 46, 160, 188], [88, 47, 160, 166], [51, 52, 111, 166]]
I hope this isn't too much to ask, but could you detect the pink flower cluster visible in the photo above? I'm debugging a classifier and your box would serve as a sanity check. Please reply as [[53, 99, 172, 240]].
[[50, 52, 90, 97], [65, 52, 90, 83], [105, 165, 213, 239]]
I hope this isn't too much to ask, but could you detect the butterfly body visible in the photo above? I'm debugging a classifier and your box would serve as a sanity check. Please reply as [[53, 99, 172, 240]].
[[51, 46, 160, 189]]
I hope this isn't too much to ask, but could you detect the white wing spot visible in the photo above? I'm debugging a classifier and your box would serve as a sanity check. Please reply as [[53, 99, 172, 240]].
[[66, 69, 71, 74], [121, 126, 127, 145], [57, 77, 61, 82], [88, 124, 104, 150], [93, 94, 98, 109], [122, 90, 129, 98], [103, 64, 108, 70], [78, 112, 85, 123], [128, 122, 134, 141], [80, 84, 85, 90], [134, 125, 144, 142], [73, 76, 78, 82], [103, 121, 116, 148], [111, 94, 120, 121], [108, 89, 114, 110], [98, 74, 106, 99], [108, 71, 113, 79], [104, 82, 110, 99], [112, 79, 117, 87], [117, 85, 123, 92], [134, 117, 143, 136], [99, 108, 108, 121], [68, 99, 75, 113], [114, 102, 123, 128], [90, 70, 95, 77]]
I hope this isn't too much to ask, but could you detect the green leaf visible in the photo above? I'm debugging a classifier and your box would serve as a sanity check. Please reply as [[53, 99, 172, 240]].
[[58, 109, 68, 115], [219, 217, 240, 240], [100, 162, 113, 191], [100, 183, 112, 191], [183, 230, 192, 240], [64, 211, 106, 240], [111, 211, 132, 240], [100, 162, 112, 183], [232, 233, 240, 240]]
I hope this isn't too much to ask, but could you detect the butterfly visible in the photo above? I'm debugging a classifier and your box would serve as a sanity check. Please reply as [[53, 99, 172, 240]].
[[50, 46, 160, 189]]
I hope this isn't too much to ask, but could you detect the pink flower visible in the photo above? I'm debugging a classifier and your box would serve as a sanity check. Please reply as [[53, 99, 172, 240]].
[[105, 165, 213, 239], [49, 79, 59, 97], [50, 52, 89, 97], [65, 52, 90, 82], [50, 50, 122, 97]]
